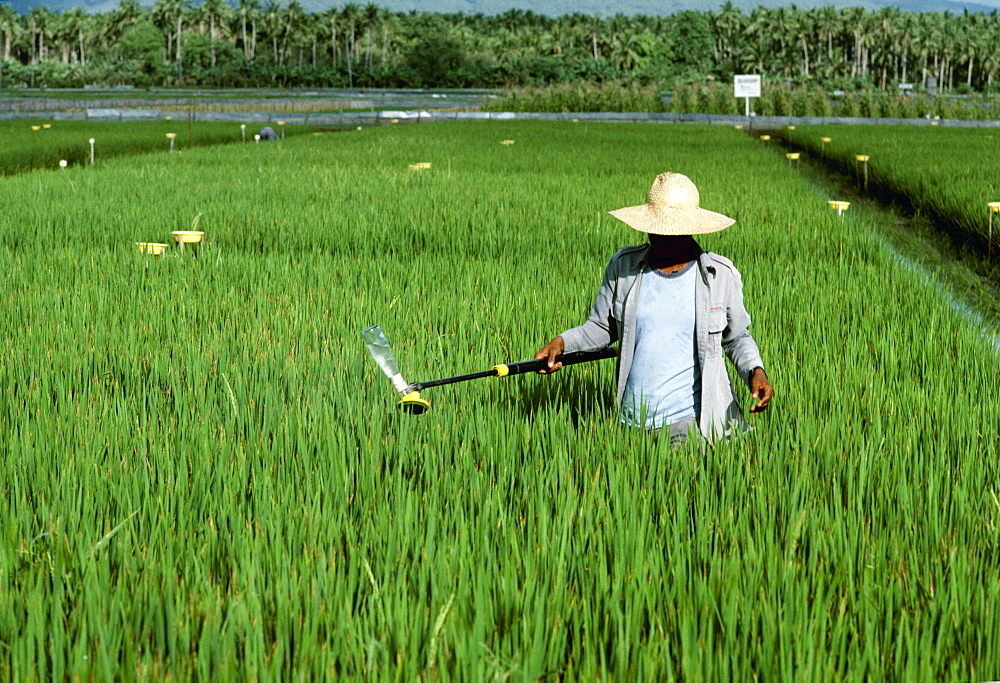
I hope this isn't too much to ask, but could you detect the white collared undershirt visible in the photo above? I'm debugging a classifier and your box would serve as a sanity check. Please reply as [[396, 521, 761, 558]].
[[621, 261, 702, 430]]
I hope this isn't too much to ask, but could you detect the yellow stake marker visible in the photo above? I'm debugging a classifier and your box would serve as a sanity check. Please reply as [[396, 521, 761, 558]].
[[785, 152, 800, 167], [988, 202, 1000, 256], [172, 230, 204, 255], [787, 125, 796, 130], [760, 135, 770, 143], [166, 132, 177, 153], [500, 140, 515, 145], [277, 121, 286, 139], [31, 126, 40, 131], [855, 155, 870, 191], [136, 242, 170, 256], [165, 116, 172, 121], [827, 200, 850, 216], [42, 124, 51, 129]]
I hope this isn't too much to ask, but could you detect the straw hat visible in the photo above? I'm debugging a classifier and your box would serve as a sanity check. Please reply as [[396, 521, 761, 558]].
[[609, 172, 735, 235]]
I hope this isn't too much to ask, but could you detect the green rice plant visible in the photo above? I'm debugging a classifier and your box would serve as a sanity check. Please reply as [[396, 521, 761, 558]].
[[0, 120, 315, 175], [482, 82, 667, 113], [794, 125, 1000, 257], [0, 122, 997, 679], [663, 81, 1000, 120]]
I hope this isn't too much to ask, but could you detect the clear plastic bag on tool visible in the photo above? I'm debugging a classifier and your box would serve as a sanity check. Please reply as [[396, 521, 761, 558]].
[[361, 325, 408, 393]]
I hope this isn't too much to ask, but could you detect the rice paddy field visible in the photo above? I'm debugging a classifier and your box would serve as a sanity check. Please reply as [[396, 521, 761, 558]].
[[0, 120, 315, 175], [791, 125, 1000, 255], [2, 121, 999, 679]]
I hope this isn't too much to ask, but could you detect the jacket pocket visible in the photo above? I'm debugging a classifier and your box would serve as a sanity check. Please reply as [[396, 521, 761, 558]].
[[612, 298, 625, 327], [705, 307, 726, 357], [706, 307, 727, 333]]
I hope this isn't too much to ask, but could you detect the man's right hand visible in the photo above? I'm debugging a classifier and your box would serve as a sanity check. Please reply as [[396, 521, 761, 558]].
[[533, 336, 565, 374]]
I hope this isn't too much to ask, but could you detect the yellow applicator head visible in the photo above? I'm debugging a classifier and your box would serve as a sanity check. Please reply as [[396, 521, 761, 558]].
[[399, 391, 431, 414]]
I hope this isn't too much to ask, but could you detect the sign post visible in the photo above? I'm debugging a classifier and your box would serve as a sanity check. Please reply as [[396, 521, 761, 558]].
[[733, 74, 761, 118]]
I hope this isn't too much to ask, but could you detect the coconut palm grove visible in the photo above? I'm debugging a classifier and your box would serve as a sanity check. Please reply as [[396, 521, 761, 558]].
[[0, 2, 999, 92]]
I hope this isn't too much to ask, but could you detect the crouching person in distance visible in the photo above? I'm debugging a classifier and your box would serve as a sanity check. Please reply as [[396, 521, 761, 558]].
[[535, 172, 773, 445]]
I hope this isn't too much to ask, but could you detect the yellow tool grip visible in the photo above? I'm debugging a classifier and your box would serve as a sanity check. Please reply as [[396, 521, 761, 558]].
[[493, 364, 510, 378]]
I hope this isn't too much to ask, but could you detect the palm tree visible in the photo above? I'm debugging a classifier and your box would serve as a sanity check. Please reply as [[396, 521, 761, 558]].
[[279, 0, 304, 66], [325, 7, 339, 66], [709, 2, 743, 74], [586, 14, 602, 62], [236, 0, 260, 59], [202, 0, 227, 68], [938, 13, 960, 90], [743, 7, 774, 74], [914, 11, 941, 88], [958, 11, 984, 88], [152, 0, 177, 62], [814, 5, 837, 69], [0, 3, 19, 63], [869, 7, 899, 88], [896, 10, 914, 84], [28, 6, 51, 63], [981, 17, 1000, 87], [362, 2, 378, 72], [783, 6, 813, 78], [52, 10, 75, 63], [379, 8, 392, 67], [261, 0, 281, 63], [304, 12, 318, 67], [162, 0, 190, 80], [340, 3, 358, 85], [770, 6, 801, 77], [109, 0, 144, 43]]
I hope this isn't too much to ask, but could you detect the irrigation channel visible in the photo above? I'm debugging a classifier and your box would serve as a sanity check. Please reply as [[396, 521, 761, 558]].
[[757, 128, 1000, 351]]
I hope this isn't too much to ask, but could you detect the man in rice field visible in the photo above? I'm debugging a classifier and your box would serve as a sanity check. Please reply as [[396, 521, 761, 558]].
[[534, 172, 773, 445], [258, 126, 279, 141]]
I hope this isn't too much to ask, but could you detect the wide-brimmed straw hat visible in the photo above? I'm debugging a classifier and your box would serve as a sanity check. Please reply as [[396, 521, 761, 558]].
[[608, 172, 735, 235]]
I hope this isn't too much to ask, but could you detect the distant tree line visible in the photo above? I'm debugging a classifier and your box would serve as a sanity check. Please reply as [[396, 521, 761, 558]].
[[1, 1, 998, 92]]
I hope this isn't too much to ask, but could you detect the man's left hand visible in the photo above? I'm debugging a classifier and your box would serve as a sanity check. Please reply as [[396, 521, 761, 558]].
[[749, 368, 773, 413]]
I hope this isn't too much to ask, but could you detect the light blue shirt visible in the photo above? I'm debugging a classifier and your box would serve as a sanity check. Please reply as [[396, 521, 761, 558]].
[[560, 247, 765, 443], [621, 261, 701, 429]]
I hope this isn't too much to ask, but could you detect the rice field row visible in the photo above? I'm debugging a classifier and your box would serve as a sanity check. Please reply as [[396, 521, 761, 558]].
[[1, 122, 998, 679], [790, 125, 1000, 256], [0, 120, 315, 175]]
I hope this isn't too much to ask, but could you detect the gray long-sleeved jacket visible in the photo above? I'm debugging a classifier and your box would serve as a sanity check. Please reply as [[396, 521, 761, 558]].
[[560, 244, 765, 443]]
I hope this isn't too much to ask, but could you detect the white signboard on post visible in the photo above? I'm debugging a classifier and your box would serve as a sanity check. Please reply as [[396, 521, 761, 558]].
[[734, 74, 761, 117]]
